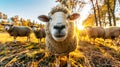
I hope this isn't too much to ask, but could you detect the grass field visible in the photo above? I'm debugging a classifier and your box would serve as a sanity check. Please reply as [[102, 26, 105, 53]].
[[0, 32, 120, 67], [0, 32, 40, 43]]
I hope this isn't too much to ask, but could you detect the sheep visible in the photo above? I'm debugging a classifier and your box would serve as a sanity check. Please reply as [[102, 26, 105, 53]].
[[38, 5, 80, 67], [85, 26, 105, 39], [104, 27, 120, 45], [84, 26, 105, 44], [31, 26, 46, 44], [104, 27, 120, 39], [2, 24, 32, 43]]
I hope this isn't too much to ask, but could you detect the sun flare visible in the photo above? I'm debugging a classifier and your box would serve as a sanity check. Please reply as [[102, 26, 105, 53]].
[[76, 22, 84, 30]]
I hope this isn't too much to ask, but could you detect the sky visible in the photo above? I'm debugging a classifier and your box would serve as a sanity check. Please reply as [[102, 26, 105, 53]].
[[0, 0, 91, 24], [0, 0, 119, 25], [0, 0, 57, 23]]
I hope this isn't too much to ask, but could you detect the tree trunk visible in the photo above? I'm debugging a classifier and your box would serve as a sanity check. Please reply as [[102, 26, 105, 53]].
[[112, 0, 116, 26], [96, 0, 102, 26], [106, 0, 112, 26], [91, 0, 98, 26]]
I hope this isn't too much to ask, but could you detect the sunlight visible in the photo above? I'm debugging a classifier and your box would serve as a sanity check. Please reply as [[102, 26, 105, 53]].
[[104, 25, 110, 28], [77, 24, 84, 30], [76, 20, 84, 30]]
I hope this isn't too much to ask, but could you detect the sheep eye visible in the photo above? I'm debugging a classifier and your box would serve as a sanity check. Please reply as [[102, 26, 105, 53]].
[[49, 17, 52, 21], [67, 15, 70, 19]]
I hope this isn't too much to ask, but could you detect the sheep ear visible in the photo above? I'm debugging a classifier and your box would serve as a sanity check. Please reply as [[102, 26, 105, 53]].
[[38, 15, 49, 22], [1, 24, 5, 26], [69, 13, 80, 20], [30, 26, 33, 28], [10, 24, 13, 26], [36, 26, 39, 28]]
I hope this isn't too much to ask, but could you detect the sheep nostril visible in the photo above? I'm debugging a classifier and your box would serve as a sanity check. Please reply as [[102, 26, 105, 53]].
[[61, 25, 65, 29], [54, 26, 59, 30], [54, 25, 65, 30]]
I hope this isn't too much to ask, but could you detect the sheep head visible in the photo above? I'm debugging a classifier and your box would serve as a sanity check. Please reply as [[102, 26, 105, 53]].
[[31, 26, 39, 31], [38, 6, 80, 42], [1, 24, 13, 31]]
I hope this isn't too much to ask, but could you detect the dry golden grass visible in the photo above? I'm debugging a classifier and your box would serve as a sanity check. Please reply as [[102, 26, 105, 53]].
[[0, 32, 45, 43], [0, 32, 120, 67]]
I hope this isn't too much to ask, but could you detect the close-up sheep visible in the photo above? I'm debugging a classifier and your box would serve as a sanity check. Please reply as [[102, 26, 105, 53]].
[[31, 26, 46, 44], [2, 24, 32, 43], [38, 5, 80, 67], [1, 0, 120, 67]]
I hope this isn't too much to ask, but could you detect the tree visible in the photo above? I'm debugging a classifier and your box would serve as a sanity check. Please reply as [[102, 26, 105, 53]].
[[3, 14, 7, 20], [11, 15, 19, 26], [0, 12, 2, 19], [56, 0, 117, 26], [27, 19, 32, 26], [56, 0, 86, 12], [90, 0, 117, 26], [90, 0, 98, 26], [111, 0, 116, 26], [82, 14, 95, 27], [96, 0, 102, 26], [105, 0, 117, 26]]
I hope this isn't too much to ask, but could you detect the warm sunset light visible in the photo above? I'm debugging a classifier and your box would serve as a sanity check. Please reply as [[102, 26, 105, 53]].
[[0, 0, 120, 67], [77, 22, 84, 30]]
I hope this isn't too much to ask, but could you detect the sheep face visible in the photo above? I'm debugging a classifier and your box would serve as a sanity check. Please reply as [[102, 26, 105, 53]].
[[3, 24, 13, 31], [31, 26, 37, 31], [38, 12, 79, 42], [49, 12, 69, 42]]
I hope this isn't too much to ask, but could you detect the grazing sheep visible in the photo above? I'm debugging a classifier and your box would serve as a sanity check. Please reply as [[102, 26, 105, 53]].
[[85, 26, 105, 39], [84, 26, 105, 44], [38, 5, 80, 67], [104, 27, 120, 39], [31, 26, 46, 43], [2, 24, 32, 43], [104, 27, 120, 45]]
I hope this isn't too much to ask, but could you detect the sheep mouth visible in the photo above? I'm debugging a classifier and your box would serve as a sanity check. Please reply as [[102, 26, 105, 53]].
[[54, 34, 65, 38], [5, 28, 9, 31], [53, 34, 67, 42]]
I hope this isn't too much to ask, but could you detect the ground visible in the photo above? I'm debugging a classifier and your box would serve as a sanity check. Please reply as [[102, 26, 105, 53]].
[[0, 32, 120, 67]]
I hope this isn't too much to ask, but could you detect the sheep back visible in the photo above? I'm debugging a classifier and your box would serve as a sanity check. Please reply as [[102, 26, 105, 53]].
[[105, 27, 120, 39], [34, 29, 46, 39], [95, 27, 105, 38], [7, 26, 32, 37], [85, 26, 105, 38]]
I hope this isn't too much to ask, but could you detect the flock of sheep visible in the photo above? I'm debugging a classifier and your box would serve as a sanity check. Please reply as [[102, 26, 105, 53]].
[[2, 24, 119, 44], [1, 5, 120, 67], [1, 24, 46, 44], [84, 26, 120, 40], [80, 26, 120, 45], [1, 5, 80, 67]]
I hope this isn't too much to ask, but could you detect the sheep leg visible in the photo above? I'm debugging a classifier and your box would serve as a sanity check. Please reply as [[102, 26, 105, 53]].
[[67, 55, 71, 67], [13, 36, 17, 43], [55, 55, 60, 67], [27, 36, 30, 42], [40, 39, 41, 44], [113, 37, 119, 46], [38, 39, 40, 44]]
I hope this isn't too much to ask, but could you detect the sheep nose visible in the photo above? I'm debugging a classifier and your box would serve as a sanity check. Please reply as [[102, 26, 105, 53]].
[[54, 25, 65, 31], [5, 28, 8, 30]]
